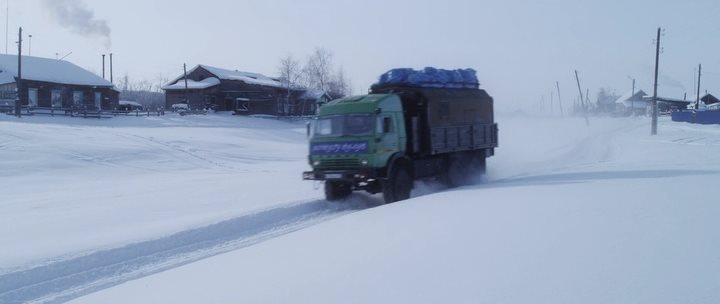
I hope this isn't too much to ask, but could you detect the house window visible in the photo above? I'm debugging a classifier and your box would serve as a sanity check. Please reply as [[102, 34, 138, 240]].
[[51, 90, 63, 108], [28, 88, 38, 108], [73, 91, 84, 106]]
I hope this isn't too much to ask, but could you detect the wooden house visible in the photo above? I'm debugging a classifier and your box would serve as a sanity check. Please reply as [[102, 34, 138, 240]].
[[0, 54, 119, 110], [162, 65, 329, 115]]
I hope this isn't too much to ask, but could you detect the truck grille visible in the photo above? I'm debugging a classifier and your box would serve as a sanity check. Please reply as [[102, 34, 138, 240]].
[[318, 158, 361, 169]]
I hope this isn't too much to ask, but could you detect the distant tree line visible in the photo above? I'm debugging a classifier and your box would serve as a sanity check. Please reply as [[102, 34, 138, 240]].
[[116, 74, 167, 110]]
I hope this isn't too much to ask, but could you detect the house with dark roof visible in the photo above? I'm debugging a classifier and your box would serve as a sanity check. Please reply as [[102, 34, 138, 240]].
[[162, 64, 330, 115], [701, 93, 719, 106], [0, 54, 119, 111], [643, 96, 692, 113]]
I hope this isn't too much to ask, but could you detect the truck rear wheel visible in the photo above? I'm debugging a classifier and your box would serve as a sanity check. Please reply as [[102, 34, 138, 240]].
[[325, 181, 352, 201], [383, 166, 413, 204], [472, 155, 487, 175], [443, 156, 471, 188]]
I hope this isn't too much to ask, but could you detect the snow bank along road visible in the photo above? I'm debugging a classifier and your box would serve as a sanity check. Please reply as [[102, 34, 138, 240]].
[[2, 113, 720, 303]]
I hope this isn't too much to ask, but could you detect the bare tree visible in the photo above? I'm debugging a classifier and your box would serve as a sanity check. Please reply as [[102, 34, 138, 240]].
[[328, 66, 352, 99], [277, 54, 302, 115], [303, 47, 333, 92], [118, 73, 166, 110]]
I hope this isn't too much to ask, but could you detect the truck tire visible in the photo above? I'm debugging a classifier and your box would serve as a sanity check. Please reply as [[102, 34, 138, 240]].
[[473, 155, 487, 175], [383, 165, 413, 204], [325, 181, 352, 201], [443, 156, 470, 188]]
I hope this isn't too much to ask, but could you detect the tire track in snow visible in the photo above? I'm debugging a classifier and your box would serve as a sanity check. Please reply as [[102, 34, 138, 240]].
[[487, 121, 636, 183], [112, 132, 237, 170], [0, 198, 374, 304]]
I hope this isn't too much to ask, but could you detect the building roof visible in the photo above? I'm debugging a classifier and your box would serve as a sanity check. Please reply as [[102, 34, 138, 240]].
[[299, 89, 331, 101], [119, 100, 143, 107], [615, 89, 648, 109], [161, 77, 221, 90], [0, 54, 113, 87], [701, 94, 719, 105], [643, 96, 692, 105], [164, 64, 286, 90]]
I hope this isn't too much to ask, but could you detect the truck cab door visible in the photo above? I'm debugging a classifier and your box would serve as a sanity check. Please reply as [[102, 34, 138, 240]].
[[377, 114, 402, 155]]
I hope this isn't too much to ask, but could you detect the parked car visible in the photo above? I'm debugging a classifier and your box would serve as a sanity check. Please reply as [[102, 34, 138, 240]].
[[171, 103, 189, 111]]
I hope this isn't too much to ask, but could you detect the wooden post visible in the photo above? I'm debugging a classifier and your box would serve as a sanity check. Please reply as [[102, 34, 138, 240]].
[[696, 64, 702, 110], [15, 27, 21, 117], [651, 27, 661, 135], [183, 63, 190, 109], [556, 81, 564, 117], [574, 70, 589, 126]]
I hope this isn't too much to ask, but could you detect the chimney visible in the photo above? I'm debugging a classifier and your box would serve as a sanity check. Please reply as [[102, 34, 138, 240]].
[[109, 53, 113, 84]]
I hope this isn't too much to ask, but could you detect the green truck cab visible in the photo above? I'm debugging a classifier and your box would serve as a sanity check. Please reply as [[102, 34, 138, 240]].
[[303, 71, 498, 204]]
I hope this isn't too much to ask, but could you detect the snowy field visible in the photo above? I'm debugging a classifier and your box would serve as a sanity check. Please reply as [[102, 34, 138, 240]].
[[1, 112, 719, 303]]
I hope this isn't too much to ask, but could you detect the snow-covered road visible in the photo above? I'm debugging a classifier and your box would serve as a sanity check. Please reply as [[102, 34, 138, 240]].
[[0, 199, 370, 303], [2, 113, 719, 303]]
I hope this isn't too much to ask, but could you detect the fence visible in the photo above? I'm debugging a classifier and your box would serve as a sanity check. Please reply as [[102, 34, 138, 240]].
[[1, 106, 166, 119], [671, 111, 720, 125]]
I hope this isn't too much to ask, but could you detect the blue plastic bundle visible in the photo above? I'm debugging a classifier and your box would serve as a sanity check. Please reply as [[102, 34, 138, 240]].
[[375, 67, 479, 89]]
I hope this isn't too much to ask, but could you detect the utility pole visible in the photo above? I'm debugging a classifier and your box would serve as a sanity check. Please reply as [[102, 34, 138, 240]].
[[556, 81, 564, 117], [696, 64, 702, 110], [651, 27, 661, 135], [586, 88, 590, 108], [183, 63, 189, 109], [5, 0, 8, 54], [574, 70, 589, 126], [627, 76, 636, 115], [27, 34, 31, 56], [632, 78, 635, 115], [15, 27, 21, 117], [102, 54, 106, 79]]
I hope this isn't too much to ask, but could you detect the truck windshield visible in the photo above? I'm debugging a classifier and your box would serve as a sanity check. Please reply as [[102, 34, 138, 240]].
[[315, 114, 374, 137]]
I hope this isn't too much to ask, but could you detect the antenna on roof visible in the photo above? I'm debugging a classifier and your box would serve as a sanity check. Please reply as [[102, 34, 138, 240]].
[[59, 52, 72, 61]]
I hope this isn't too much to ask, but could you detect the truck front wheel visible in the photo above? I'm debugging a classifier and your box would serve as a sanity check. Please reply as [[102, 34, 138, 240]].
[[325, 181, 352, 201], [383, 166, 413, 204]]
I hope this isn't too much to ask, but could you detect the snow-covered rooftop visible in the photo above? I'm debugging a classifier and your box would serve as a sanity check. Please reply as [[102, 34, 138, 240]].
[[164, 65, 286, 90], [0, 54, 113, 87], [119, 100, 143, 107], [0, 71, 15, 85], [299, 89, 329, 100], [161, 77, 221, 91], [615, 90, 649, 109]]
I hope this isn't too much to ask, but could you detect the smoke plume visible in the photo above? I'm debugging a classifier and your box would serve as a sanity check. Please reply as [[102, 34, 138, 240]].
[[43, 0, 112, 48]]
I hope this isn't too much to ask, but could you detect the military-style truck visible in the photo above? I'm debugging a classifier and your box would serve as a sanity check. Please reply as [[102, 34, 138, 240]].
[[303, 68, 498, 204]]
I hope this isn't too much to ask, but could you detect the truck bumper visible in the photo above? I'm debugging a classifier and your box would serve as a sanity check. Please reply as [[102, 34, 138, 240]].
[[302, 169, 378, 182]]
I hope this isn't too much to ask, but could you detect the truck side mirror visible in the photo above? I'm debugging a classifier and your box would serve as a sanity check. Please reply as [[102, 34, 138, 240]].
[[306, 122, 311, 138]]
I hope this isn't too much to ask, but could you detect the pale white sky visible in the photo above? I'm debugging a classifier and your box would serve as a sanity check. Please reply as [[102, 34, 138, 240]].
[[7, 0, 720, 110]]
